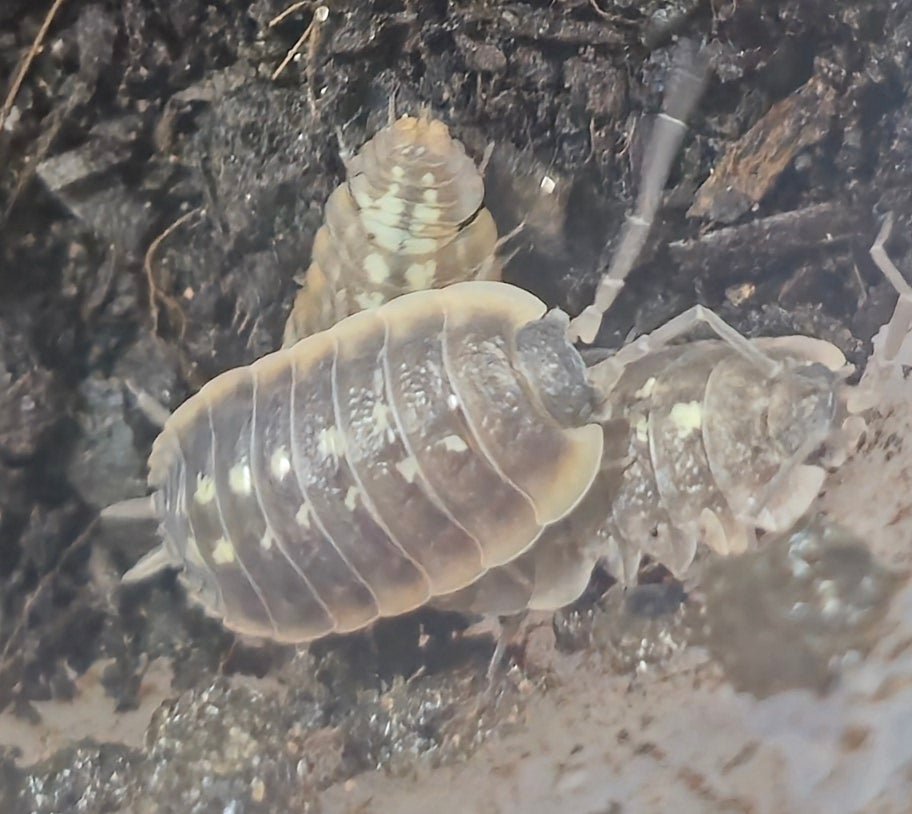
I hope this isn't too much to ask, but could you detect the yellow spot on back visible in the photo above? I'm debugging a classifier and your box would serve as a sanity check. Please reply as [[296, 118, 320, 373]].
[[364, 253, 389, 284], [344, 486, 360, 510], [354, 291, 386, 310], [412, 203, 439, 223], [270, 448, 291, 480], [212, 537, 235, 565], [403, 237, 438, 254], [195, 474, 216, 504], [318, 426, 347, 460], [634, 377, 657, 400], [370, 401, 392, 437], [421, 172, 435, 184], [365, 207, 403, 228], [395, 456, 420, 484], [634, 416, 648, 445], [353, 190, 373, 209], [391, 165, 405, 179], [669, 401, 703, 437], [405, 260, 437, 291], [369, 222, 408, 252], [295, 503, 312, 529], [260, 531, 274, 552], [377, 193, 406, 216], [423, 188, 438, 203], [440, 434, 468, 453], [229, 463, 252, 495]]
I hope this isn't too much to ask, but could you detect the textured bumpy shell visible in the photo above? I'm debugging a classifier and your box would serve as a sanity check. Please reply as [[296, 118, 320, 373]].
[[283, 115, 501, 347], [147, 281, 603, 642], [437, 335, 847, 617]]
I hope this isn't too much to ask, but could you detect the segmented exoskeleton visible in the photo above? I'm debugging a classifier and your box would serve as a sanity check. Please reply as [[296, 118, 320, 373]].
[[125, 283, 602, 641], [282, 114, 502, 347]]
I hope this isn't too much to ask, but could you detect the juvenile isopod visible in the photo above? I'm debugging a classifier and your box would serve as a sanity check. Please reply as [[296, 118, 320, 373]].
[[282, 113, 503, 347]]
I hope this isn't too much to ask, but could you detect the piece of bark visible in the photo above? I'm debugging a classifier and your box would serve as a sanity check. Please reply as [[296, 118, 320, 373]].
[[670, 201, 859, 279], [688, 74, 838, 223]]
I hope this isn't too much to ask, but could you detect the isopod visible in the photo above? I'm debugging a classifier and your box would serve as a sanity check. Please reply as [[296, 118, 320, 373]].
[[282, 113, 502, 347], [119, 283, 603, 641], [432, 325, 849, 618]]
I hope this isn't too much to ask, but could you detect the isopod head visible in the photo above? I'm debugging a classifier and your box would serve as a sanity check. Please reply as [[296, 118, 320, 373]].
[[514, 308, 597, 427], [766, 361, 841, 460]]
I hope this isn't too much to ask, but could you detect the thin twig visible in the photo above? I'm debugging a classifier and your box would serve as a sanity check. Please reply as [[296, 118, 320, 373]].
[[587, 0, 636, 25], [270, 5, 329, 95], [0, 0, 68, 134], [269, 0, 310, 28], [143, 206, 204, 336]]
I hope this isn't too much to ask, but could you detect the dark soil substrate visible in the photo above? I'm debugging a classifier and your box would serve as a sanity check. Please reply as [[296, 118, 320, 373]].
[[1, 0, 911, 810]]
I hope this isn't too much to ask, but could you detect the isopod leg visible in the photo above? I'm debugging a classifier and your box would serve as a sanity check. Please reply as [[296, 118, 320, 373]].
[[478, 140, 495, 177], [568, 39, 710, 344], [485, 612, 525, 688], [491, 220, 526, 274], [125, 380, 171, 428], [387, 86, 397, 125], [101, 495, 158, 522], [868, 212, 912, 367], [588, 304, 783, 400]]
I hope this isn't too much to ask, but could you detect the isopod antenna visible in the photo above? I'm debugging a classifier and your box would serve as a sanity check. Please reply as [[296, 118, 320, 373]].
[[570, 38, 710, 344]]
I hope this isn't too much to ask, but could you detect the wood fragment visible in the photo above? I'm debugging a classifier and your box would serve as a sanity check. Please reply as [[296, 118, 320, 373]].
[[670, 202, 859, 279], [688, 74, 838, 224]]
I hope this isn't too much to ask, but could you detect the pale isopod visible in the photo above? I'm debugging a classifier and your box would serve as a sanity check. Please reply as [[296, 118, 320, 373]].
[[122, 283, 603, 641], [282, 113, 502, 347], [111, 275, 878, 641]]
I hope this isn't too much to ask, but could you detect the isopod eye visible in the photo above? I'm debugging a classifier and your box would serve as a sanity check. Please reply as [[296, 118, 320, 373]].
[[514, 309, 597, 428], [767, 362, 839, 456]]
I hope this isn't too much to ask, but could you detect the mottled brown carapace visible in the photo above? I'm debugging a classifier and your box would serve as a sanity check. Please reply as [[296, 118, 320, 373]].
[[282, 114, 501, 347]]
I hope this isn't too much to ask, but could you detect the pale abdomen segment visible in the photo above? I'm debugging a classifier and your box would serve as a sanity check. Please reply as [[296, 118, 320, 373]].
[[148, 282, 603, 642]]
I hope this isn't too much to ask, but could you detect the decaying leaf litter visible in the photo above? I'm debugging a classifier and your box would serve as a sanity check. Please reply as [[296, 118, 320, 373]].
[[1, 0, 912, 811]]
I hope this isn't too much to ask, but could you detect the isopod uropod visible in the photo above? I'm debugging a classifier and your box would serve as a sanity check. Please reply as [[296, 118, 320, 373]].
[[282, 114, 502, 347]]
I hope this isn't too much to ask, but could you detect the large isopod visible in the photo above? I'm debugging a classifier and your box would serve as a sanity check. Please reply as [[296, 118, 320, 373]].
[[124, 282, 603, 642], [282, 114, 502, 347]]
